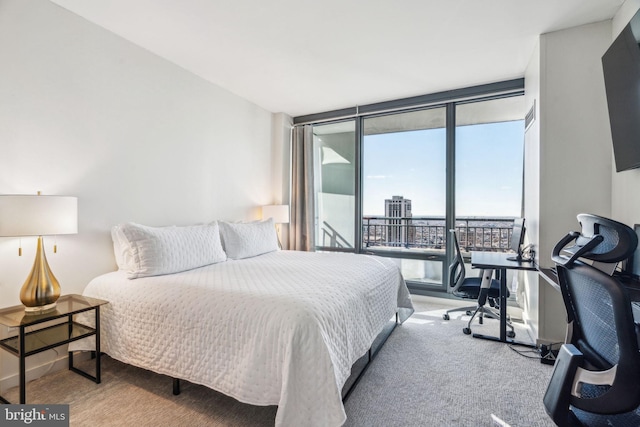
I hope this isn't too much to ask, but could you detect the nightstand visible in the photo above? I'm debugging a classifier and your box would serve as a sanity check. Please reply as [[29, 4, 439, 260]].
[[0, 294, 108, 404]]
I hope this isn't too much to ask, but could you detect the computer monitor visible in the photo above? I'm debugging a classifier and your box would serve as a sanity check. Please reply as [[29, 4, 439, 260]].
[[507, 218, 526, 262]]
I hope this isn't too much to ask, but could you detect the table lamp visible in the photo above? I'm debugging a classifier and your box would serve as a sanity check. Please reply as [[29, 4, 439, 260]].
[[0, 193, 78, 312], [262, 205, 289, 247]]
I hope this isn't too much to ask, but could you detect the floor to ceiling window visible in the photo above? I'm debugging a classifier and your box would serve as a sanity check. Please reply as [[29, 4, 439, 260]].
[[455, 97, 525, 222], [362, 107, 447, 288], [299, 80, 526, 294], [454, 96, 526, 296], [312, 120, 356, 250]]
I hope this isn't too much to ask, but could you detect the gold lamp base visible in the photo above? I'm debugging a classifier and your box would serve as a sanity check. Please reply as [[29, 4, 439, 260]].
[[20, 236, 61, 314], [24, 302, 57, 313]]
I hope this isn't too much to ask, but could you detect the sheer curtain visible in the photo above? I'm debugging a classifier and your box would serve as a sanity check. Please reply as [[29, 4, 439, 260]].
[[289, 125, 315, 251]]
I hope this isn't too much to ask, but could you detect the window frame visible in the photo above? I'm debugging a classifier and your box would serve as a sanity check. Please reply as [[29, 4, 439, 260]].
[[295, 80, 525, 294]]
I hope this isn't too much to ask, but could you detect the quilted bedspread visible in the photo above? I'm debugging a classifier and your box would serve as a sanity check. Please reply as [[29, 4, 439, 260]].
[[73, 250, 413, 426]]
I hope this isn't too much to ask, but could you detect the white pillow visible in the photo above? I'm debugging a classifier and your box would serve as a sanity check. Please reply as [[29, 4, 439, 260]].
[[116, 222, 227, 279], [111, 225, 131, 270], [219, 219, 279, 260]]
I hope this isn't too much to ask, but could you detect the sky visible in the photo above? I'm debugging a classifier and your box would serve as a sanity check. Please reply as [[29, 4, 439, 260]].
[[362, 120, 524, 217]]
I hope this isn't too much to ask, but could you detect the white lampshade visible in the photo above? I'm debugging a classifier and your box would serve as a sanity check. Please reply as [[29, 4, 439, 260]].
[[262, 205, 290, 224], [0, 195, 78, 237]]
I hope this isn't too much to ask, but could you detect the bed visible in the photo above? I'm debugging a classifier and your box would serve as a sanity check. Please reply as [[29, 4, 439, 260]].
[[72, 220, 414, 426]]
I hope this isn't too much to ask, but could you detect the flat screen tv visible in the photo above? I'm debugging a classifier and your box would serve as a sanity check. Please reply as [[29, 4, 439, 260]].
[[602, 9, 640, 172]]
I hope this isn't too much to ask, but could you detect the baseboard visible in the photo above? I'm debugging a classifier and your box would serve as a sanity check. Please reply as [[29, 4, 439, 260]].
[[519, 310, 538, 345], [0, 351, 91, 394]]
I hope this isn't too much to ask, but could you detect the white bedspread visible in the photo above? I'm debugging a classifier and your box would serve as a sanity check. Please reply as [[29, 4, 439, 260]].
[[74, 250, 413, 426]]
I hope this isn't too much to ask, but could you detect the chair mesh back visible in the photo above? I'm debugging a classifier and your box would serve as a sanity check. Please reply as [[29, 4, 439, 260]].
[[574, 213, 637, 262], [566, 269, 619, 366], [559, 262, 640, 414], [552, 215, 640, 417], [590, 224, 619, 255], [448, 231, 466, 291]]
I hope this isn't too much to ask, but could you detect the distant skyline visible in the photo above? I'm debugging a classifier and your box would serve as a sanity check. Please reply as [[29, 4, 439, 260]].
[[362, 120, 524, 217]]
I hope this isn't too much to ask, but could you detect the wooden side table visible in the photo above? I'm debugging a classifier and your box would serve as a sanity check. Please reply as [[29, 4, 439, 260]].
[[0, 294, 108, 404]]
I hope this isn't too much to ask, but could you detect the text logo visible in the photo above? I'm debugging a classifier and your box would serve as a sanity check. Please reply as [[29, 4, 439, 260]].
[[2, 405, 69, 426]]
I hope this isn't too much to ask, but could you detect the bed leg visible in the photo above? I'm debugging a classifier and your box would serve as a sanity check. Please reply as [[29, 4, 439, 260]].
[[173, 378, 181, 395]]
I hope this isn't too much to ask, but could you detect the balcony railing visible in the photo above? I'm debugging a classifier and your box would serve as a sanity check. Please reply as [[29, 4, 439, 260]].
[[362, 216, 516, 252]]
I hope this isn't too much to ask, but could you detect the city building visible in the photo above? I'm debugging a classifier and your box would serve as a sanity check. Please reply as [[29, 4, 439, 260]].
[[384, 196, 413, 247]]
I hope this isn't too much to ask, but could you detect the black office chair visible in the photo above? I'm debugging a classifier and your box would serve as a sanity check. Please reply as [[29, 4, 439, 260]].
[[442, 230, 515, 337], [544, 213, 640, 427]]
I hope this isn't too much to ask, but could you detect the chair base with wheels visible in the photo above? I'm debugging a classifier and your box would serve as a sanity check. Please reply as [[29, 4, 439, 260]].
[[442, 305, 473, 321], [443, 230, 515, 337], [461, 284, 516, 338], [441, 274, 494, 322], [441, 272, 516, 338]]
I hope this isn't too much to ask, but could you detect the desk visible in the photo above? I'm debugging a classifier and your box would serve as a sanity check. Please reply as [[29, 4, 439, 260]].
[[471, 251, 538, 345]]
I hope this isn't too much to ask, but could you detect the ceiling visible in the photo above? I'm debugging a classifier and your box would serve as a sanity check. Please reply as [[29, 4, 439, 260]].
[[49, 0, 624, 117]]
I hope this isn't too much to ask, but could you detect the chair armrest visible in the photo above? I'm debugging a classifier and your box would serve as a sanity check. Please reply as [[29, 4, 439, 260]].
[[543, 344, 584, 427]]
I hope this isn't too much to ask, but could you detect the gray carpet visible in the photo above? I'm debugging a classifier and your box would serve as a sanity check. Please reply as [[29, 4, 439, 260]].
[[3, 297, 555, 426]]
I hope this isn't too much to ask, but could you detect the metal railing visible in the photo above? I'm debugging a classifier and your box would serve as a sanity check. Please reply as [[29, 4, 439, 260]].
[[321, 221, 353, 249], [362, 216, 516, 252]]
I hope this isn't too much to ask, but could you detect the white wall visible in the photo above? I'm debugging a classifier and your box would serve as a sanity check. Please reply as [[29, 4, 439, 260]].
[[525, 0, 640, 346], [0, 0, 279, 388], [527, 0, 640, 341], [0, 0, 278, 303], [523, 0, 640, 344], [271, 112, 293, 248], [524, 20, 614, 343], [523, 40, 541, 338]]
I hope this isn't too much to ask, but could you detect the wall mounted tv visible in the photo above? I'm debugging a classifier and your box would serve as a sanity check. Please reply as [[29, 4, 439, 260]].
[[602, 9, 640, 172]]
